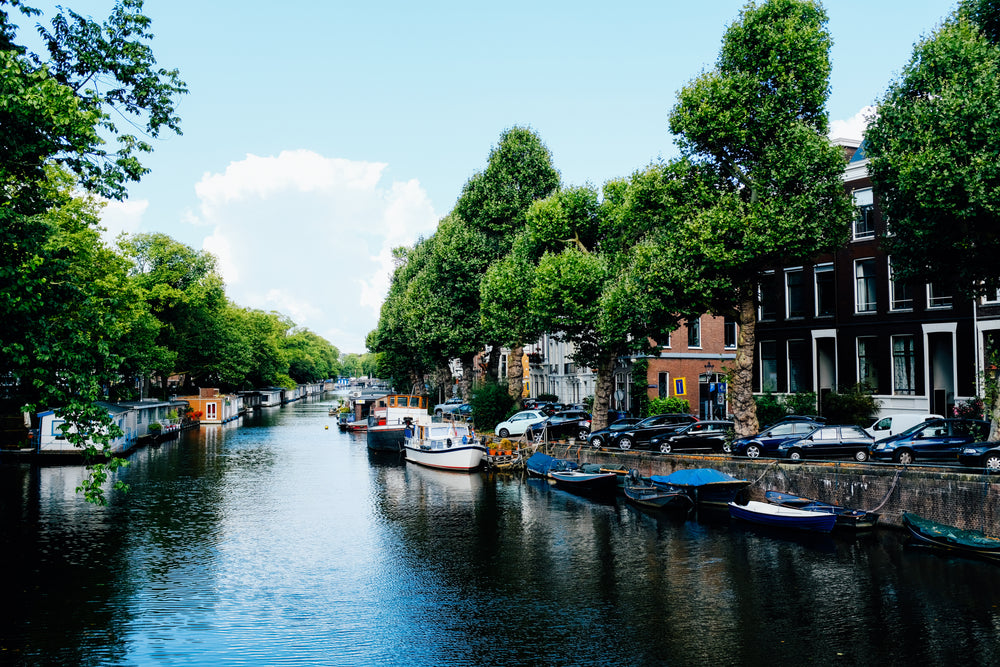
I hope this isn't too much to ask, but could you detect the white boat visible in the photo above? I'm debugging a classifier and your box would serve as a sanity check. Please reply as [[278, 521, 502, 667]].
[[403, 422, 486, 471], [367, 394, 432, 452]]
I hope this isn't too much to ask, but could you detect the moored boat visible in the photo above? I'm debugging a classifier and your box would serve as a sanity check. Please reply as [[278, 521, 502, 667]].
[[623, 470, 693, 510], [650, 468, 750, 508], [403, 421, 486, 472], [525, 452, 578, 478], [765, 490, 879, 530], [367, 394, 431, 452], [548, 469, 619, 496], [729, 500, 837, 533], [901, 512, 1000, 561]]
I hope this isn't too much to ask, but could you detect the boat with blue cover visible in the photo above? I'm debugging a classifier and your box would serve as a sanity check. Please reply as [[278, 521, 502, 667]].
[[525, 452, 577, 478], [765, 490, 879, 530], [729, 500, 837, 533], [650, 468, 750, 508]]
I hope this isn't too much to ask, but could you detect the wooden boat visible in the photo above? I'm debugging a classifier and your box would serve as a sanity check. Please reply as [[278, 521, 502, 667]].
[[548, 469, 618, 496], [525, 452, 577, 478], [729, 500, 837, 533], [367, 394, 431, 452], [403, 421, 486, 472], [765, 490, 879, 530], [650, 468, 750, 508], [901, 512, 1000, 561], [623, 470, 693, 510]]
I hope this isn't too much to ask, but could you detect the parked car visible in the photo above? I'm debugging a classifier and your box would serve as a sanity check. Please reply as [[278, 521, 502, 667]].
[[870, 418, 991, 464], [494, 409, 547, 438], [609, 413, 700, 451], [525, 409, 592, 441], [957, 442, 1000, 470], [731, 418, 825, 458], [449, 403, 474, 421], [865, 413, 943, 440], [776, 425, 875, 461], [648, 420, 734, 454], [433, 397, 465, 415], [587, 418, 643, 448]]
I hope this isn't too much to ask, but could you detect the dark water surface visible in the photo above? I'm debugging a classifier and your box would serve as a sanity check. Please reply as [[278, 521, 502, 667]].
[[2, 397, 999, 666]]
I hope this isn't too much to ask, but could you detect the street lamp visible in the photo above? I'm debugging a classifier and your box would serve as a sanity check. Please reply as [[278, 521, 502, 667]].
[[704, 362, 715, 376]]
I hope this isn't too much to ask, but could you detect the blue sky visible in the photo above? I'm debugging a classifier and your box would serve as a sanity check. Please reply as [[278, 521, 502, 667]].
[[21, 1, 958, 353]]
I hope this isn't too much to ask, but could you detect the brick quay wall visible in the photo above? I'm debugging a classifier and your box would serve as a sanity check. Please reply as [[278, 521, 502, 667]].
[[538, 443, 1000, 534]]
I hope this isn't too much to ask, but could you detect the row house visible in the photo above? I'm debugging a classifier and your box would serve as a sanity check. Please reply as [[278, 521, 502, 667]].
[[753, 139, 999, 417]]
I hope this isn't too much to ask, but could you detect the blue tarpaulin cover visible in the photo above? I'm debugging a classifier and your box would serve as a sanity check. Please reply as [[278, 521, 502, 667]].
[[650, 468, 744, 487]]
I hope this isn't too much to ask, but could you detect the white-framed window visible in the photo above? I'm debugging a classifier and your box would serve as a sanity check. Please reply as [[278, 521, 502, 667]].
[[785, 268, 805, 319], [687, 317, 701, 349], [853, 188, 875, 240], [927, 283, 952, 309], [787, 339, 808, 393], [724, 319, 738, 349], [760, 340, 777, 392], [889, 257, 913, 311], [759, 271, 779, 320], [892, 335, 917, 395], [658, 372, 669, 398], [855, 258, 877, 313], [206, 402, 217, 420], [857, 336, 878, 389], [982, 288, 1000, 304], [814, 263, 834, 318]]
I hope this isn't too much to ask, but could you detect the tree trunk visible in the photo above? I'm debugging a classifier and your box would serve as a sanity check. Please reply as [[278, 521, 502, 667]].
[[460, 354, 475, 402], [507, 344, 524, 404], [989, 376, 1000, 442], [591, 351, 618, 432], [731, 284, 759, 438], [485, 344, 502, 384]]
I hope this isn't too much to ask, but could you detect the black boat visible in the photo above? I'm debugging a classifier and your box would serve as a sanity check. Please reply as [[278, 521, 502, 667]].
[[765, 490, 879, 530]]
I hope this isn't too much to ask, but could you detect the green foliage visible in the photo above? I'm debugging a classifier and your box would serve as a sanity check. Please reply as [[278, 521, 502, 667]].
[[953, 397, 985, 420], [867, 0, 1000, 296], [648, 396, 690, 416], [821, 385, 880, 427], [470, 381, 516, 430], [535, 393, 559, 403], [784, 391, 818, 416], [754, 392, 788, 428], [630, 359, 649, 418]]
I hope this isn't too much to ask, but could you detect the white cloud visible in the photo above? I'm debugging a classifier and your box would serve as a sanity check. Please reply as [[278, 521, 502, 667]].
[[97, 197, 148, 243], [829, 106, 876, 142], [195, 150, 438, 353]]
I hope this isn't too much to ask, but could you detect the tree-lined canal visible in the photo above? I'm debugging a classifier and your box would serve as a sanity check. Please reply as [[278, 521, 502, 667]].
[[2, 398, 999, 666]]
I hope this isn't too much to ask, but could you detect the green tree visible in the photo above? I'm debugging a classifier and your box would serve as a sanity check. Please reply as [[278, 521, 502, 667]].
[[865, 0, 1000, 438], [665, 0, 853, 437]]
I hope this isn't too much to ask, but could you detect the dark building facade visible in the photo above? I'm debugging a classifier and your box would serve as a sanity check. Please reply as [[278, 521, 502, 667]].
[[753, 139, 999, 418]]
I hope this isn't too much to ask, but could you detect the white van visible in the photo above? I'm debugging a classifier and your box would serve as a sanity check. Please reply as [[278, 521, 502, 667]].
[[865, 413, 943, 440]]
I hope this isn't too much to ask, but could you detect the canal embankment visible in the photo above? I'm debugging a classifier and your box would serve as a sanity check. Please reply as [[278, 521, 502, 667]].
[[538, 442, 1000, 533]]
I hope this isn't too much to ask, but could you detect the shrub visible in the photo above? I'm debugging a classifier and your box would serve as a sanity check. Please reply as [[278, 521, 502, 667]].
[[784, 391, 817, 417], [754, 392, 787, 428], [535, 392, 559, 403], [822, 384, 879, 427], [648, 396, 689, 416], [471, 381, 516, 430], [953, 397, 985, 420], [630, 359, 650, 418]]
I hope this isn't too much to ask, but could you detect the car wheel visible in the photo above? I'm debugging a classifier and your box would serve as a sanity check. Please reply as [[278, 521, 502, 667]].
[[722, 441, 732, 454], [984, 454, 1000, 470], [591, 436, 604, 449], [745, 443, 762, 459], [498, 428, 509, 438], [618, 436, 633, 451], [854, 449, 869, 462], [435, 409, 443, 416], [788, 449, 803, 461], [658, 442, 673, 454], [895, 450, 915, 465], [578, 428, 589, 440]]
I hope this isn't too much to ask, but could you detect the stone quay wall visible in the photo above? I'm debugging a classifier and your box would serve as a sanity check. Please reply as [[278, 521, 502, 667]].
[[539, 442, 1000, 535]]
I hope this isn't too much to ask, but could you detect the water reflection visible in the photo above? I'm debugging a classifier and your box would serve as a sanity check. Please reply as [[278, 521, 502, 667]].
[[1, 398, 998, 666]]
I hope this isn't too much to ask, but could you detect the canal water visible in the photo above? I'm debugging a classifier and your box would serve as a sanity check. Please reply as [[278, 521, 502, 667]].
[[2, 397, 998, 666]]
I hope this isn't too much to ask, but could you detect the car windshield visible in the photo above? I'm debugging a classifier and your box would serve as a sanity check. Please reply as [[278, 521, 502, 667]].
[[895, 420, 938, 437]]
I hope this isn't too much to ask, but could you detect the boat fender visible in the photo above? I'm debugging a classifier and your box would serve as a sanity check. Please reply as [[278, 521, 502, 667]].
[[461, 435, 468, 444], [446, 438, 453, 448], [404, 426, 413, 438]]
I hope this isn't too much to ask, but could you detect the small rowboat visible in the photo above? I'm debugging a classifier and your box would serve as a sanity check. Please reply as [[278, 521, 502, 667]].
[[623, 470, 693, 510], [728, 500, 837, 533], [765, 490, 880, 530], [902, 512, 1000, 561], [548, 469, 619, 496]]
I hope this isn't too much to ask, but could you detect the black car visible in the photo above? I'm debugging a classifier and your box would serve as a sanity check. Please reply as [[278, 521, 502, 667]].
[[776, 425, 875, 461], [648, 420, 734, 454], [609, 413, 700, 451], [957, 441, 1000, 471], [869, 418, 991, 464], [587, 418, 643, 448], [525, 409, 592, 441]]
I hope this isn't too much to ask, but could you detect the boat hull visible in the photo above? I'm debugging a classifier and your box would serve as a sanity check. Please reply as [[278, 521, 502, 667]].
[[367, 425, 405, 452], [651, 469, 750, 508], [404, 443, 486, 471], [729, 500, 837, 533], [764, 490, 879, 530], [548, 470, 618, 496], [902, 512, 1000, 561]]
